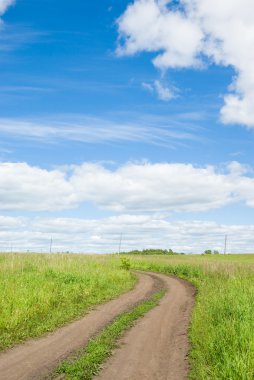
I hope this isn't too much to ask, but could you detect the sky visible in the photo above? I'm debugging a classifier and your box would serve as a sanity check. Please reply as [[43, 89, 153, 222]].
[[1, 0, 254, 253]]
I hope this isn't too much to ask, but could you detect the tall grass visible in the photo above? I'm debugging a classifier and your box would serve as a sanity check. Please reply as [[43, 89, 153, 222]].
[[127, 254, 254, 379], [0, 253, 135, 352]]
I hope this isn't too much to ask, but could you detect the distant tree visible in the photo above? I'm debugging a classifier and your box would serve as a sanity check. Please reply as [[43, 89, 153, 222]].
[[120, 248, 178, 256], [203, 249, 220, 255]]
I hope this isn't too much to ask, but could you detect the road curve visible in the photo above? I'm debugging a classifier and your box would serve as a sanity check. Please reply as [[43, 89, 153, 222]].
[[0, 272, 163, 380], [95, 273, 195, 380]]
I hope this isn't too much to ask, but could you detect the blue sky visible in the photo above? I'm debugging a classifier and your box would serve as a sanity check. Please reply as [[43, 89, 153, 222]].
[[1, 0, 254, 253]]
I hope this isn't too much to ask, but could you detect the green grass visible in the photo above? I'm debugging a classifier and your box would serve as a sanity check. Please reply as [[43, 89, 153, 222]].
[[0, 253, 136, 351], [1, 252, 254, 379], [126, 254, 254, 380], [54, 291, 165, 380]]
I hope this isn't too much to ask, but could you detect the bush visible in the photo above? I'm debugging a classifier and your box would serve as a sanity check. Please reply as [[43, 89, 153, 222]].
[[120, 257, 131, 271]]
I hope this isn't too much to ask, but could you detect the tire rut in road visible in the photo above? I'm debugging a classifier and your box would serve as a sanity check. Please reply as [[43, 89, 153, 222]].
[[95, 273, 195, 380], [0, 272, 161, 380]]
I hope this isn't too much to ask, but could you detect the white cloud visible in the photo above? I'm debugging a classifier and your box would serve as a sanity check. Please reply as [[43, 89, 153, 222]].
[[0, 114, 198, 147], [0, 0, 14, 15], [142, 82, 154, 93], [0, 214, 254, 253], [154, 80, 174, 100], [0, 162, 76, 211], [0, 215, 23, 229], [142, 80, 175, 100], [1, 160, 254, 213], [70, 162, 235, 213], [117, 0, 254, 127], [117, 0, 203, 68], [0, 0, 16, 53]]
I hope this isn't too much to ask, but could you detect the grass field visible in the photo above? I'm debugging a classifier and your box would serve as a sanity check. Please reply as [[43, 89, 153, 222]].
[[0, 253, 135, 351], [126, 254, 254, 380], [1, 252, 254, 379]]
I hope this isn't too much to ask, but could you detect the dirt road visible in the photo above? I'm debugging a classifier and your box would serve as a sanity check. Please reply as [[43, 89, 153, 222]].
[[0, 272, 195, 380], [95, 274, 195, 380], [0, 272, 163, 380]]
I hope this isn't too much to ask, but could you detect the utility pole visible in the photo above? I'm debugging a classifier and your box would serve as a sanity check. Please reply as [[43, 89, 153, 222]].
[[224, 234, 227, 255], [118, 233, 123, 254], [49, 237, 53, 253]]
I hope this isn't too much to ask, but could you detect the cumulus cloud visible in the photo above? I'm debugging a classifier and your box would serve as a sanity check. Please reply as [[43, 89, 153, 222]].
[[0, 162, 76, 211], [117, 0, 254, 127], [1, 160, 254, 213], [0, 0, 14, 34], [1, 214, 254, 253], [117, 0, 203, 68], [0, 0, 16, 53], [0, 0, 14, 15], [70, 162, 235, 212]]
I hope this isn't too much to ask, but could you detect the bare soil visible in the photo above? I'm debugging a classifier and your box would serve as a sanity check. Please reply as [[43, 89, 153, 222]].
[[0, 272, 195, 380], [95, 273, 195, 380], [0, 272, 161, 380]]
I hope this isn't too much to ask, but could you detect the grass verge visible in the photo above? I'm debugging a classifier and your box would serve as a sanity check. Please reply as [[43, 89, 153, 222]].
[[127, 256, 254, 380], [53, 291, 165, 380], [0, 253, 136, 351]]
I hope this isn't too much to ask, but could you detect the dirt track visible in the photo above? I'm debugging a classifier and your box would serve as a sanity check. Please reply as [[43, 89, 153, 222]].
[[0, 272, 163, 380], [95, 274, 195, 380], [0, 272, 195, 380]]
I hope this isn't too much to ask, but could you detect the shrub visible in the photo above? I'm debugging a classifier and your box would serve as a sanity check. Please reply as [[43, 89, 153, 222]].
[[120, 257, 131, 271]]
